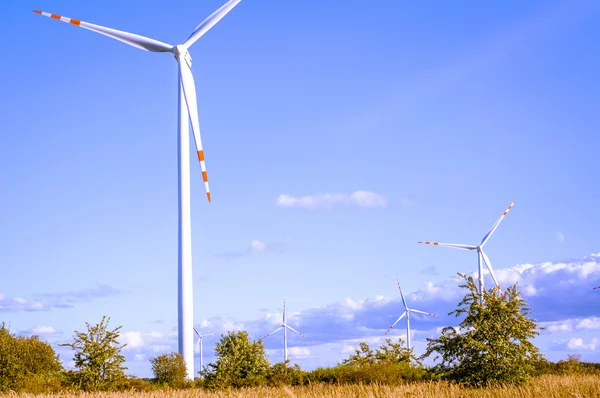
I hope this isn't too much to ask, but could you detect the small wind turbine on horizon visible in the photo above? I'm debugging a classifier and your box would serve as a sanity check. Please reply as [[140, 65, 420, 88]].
[[194, 327, 218, 375], [385, 280, 438, 351], [262, 300, 305, 365], [418, 201, 516, 304], [34, 0, 243, 380]]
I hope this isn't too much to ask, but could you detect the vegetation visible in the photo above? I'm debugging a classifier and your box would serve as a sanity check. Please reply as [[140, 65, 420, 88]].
[[422, 273, 542, 386], [1, 278, 599, 395], [150, 352, 187, 388], [0, 323, 63, 393], [202, 330, 271, 389], [60, 316, 127, 391]]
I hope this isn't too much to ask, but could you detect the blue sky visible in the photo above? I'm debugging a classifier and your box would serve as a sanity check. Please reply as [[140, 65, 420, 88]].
[[1, 0, 599, 377]]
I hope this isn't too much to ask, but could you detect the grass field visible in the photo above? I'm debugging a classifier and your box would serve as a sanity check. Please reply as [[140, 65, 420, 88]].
[[3, 375, 600, 398]]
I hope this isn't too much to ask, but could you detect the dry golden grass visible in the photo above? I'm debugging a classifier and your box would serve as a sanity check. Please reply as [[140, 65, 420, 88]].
[[3, 375, 600, 398]]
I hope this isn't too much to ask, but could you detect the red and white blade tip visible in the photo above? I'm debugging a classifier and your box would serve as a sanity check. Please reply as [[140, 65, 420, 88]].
[[33, 10, 82, 26], [503, 201, 516, 216], [418, 241, 439, 245], [196, 150, 211, 203]]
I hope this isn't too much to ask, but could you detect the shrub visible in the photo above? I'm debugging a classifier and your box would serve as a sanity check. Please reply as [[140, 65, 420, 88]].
[[150, 352, 187, 388]]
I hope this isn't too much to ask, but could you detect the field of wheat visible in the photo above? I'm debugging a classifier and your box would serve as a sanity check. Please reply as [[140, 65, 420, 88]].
[[3, 375, 600, 398]]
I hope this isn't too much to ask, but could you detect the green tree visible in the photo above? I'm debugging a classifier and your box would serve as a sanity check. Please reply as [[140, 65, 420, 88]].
[[341, 338, 413, 366], [422, 273, 541, 386], [203, 330, 270, 389], [60, 316, 127, 391], [150, 352, 187, 388], [0, 323, 63, 393]]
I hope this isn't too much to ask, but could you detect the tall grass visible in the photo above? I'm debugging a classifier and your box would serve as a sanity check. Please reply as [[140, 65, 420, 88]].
[[2, 375, 599, 397]]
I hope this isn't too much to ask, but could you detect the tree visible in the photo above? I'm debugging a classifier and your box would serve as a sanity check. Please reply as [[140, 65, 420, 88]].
[[0, 323, 63, 392], [202, 330, 270, 388], [422, 273, 541, 386], [341, 339, 413, 366], [60, 316, 127, 391], [150, 352, 187, 388]]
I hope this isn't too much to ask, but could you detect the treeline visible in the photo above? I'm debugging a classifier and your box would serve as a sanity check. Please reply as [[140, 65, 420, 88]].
[[1, 274, 599, 394]]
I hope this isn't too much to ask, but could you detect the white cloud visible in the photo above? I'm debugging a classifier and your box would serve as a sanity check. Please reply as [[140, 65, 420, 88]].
[[288, 347, 310, 359], [576, 317, 600, 330], [30, 326, 57, 335], [556, 232, 565, 244], [122, 331, 144, 350], [251, 240, 268, 252], [567, 338, 598, 351], [276, 191, 387, 209]]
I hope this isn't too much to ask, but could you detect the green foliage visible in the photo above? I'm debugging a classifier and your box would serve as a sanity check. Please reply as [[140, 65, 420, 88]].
[[305, 362, 434, 385], [267, 362, 306, 386], [111, 376, 157, 392], [202, 330, 271, 389], [422, 273, 541, 387], [150, 352, 187, 388], [534, 354, 600, 376], [60, 316, 127, 391], [341, 338, 415, 367], [0, 322, 64, 393]]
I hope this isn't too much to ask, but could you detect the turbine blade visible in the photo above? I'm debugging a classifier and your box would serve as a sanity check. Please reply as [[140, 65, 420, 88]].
[[396, 279, 408, 310], [33, 10, 173, 52], [410, 309, 438, 317], [384, 311, 407, 335], [262, 327, 283, 340], [594, 286, 600, 290], [480, 201, 516, 247], [480, 250, 501, 292], [179, 60, 211, 202], [285, 325, 305, 337], [193, 327, 200, 337], [183, 0, 241, 49], [418, 241, 477, 251]]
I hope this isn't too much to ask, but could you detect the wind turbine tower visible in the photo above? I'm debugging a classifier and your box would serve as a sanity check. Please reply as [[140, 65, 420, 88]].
[[385, 280, 438, 350], [263, 300, 305, 365], [34, 0, 243, 379]]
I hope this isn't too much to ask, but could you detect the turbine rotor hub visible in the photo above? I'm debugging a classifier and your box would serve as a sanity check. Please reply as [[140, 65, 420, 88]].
[[173, 44, 192, 68]]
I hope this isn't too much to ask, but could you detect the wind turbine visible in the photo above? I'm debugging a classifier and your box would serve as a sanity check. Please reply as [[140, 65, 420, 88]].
[[194, 327, 217, 375], [385, 280, 438, 350], [34, 0, 243, 379], [262, 300, 305, 365], [418, 201, 516, 303]]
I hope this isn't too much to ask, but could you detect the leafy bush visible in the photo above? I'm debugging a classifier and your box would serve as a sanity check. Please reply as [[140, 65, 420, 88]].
[[422, 273, 542, 387], [305, 362, 433, 385], [0, 323, 64, 393], [267, 362, 306, 386], [60, 316, 127, 391], [150, 352, 187, 388], [202, 331, 271, 389]]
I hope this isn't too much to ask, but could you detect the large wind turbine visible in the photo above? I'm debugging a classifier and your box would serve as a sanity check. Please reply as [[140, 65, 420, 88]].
[[262, 300, 305, 365], [385, 280, 438, 350], [418, 201, 516, 303], [34, 0, 242, 379], [194, 328, 217, 375]]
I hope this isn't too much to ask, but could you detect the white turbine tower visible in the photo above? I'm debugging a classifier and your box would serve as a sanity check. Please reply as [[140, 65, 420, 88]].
[[385, 280, 438, 350], [418, 201, 516, 303], [262, 300, 305, 365], [34, 0, 243, 380], [194, 327, 217, 375]]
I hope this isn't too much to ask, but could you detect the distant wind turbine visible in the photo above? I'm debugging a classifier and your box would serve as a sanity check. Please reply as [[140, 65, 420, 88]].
[[34, 0, 243, 380], [418, 201, 516, 303], [385, 280, 438, 350], [262, 300, 305, 365], [194, 328, 217, 375]]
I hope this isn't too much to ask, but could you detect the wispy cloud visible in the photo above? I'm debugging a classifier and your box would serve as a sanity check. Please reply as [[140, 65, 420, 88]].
[[34, 283, 124, 305], [277, 191, 387, 209], [420, 266, 439, 276], [213, 238, 292, 260], [0, 293, 46, 312]]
